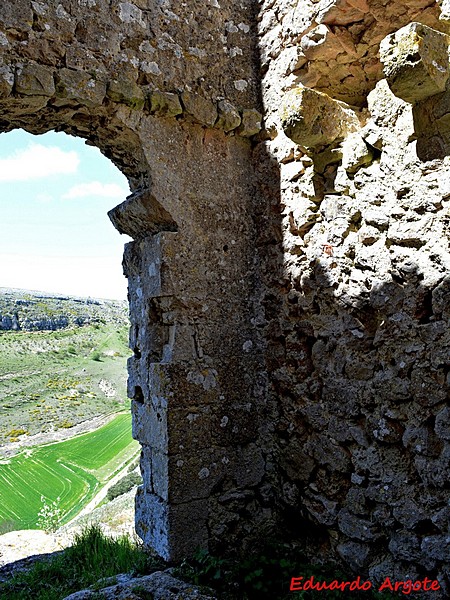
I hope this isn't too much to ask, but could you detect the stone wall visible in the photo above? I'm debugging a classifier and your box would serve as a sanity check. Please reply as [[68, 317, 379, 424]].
[[255, 1, 450, 595], [0, 0, 449, 593], [0, 0, 268, 562]]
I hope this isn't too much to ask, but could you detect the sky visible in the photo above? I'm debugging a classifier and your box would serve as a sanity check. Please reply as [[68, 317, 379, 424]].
[[0, 130, 132, 300]]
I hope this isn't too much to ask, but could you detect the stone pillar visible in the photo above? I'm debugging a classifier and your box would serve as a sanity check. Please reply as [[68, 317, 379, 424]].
[[109, 125, 266, 560]]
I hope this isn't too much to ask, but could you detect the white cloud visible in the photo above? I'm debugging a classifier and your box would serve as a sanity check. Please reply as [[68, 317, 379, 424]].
[[35, 192, 54, 203], [0, 144, 79, 182], [63, 181, 128, 201]]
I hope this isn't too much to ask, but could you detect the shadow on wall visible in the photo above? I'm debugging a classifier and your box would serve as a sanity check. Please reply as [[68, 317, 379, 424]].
[[252, 107, 450, 592], [413, 91, 450, 160]]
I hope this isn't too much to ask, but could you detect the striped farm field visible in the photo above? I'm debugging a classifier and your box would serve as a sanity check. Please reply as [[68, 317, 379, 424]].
[[0, 413, 139, 530]]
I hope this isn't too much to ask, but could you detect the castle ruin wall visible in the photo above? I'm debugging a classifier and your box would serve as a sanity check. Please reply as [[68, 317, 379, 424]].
[[0, 0, 449, 592]]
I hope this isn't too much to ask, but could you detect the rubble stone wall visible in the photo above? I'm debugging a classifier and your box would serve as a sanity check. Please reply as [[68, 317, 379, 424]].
[[256, 0, 450, 594], [0, 0, 449, 592]]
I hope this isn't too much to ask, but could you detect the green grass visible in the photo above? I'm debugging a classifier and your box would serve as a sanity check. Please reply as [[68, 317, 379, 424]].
[[177, 545, 387, 600], [0, 530, 390, 600], [0, 414, 139, 529], [0, 322, 130, 444], [0, 525, 162, 600]]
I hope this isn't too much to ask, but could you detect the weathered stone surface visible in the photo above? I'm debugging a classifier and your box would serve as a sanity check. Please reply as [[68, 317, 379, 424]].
[[15, 62, 55, 96], [181, 91, 218, 127], [336, 541, 370, 570], [341, 132, 374, 172], [280, 86, 359, 147], [107, 78, 145, 110], [435, 406, 450, 440], [338, 509, 381, 542], [0, 62, 13, 97], [108, 191, 177, 240], [215, 100, 241, 132], [238, 108, 262, 136], [63, 571, 218, 600], [380, 23, 450, 104], [55, 68, 106, 108], [149, 90, 183, 117], [255, 5, 450, 591]]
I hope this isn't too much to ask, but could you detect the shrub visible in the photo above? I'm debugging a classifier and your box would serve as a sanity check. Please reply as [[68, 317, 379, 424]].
[[106, 472, 142, 502], [127, 458, 140, 473], [7, 428, 27, 437], [37, 496, 62, 533], [91, 351, 102, 361]]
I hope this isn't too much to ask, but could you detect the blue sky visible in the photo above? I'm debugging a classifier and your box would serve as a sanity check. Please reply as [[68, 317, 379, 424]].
[[0, 130, 131, 300]]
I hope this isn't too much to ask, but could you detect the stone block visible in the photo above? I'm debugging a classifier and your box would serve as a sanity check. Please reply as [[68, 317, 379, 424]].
[[15, 62, 55, 97], [55, 68, 106, 107], [181, 91, 218, 127], [421, 535, 450, 561], [387, 215, 432, 248], [435, 406, 450, 440], [388, 531, 422, 561], [341, 132, 374, 173], [0, 0, 33, 30], [135, 490, 209, 561], [149, 90, 183, 117], [107, 77, 145, 109], [132, 396, 168, 451], [0, 63, 13, 97], [234, 443, 265, 487], [280, 86, 359, 148], [337, 541, 370, 570], [440, 0, 450, 21], [338, 508, 382, 542], [108, 189, 177, 240], [303, 492, 338, 526], [392, 499, 427, 529], [215, 100, 241, 132], [380, 23, 450, 104]]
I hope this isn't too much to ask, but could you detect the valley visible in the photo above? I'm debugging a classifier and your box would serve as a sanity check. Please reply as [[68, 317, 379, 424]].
[[0, 289, 139, 533]]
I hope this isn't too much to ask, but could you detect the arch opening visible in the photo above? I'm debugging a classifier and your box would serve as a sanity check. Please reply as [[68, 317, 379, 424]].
[[0, 127, 141, 537]]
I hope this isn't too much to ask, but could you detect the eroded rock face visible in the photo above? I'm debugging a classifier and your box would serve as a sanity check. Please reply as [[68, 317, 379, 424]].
[[63, 571, 218, 600]]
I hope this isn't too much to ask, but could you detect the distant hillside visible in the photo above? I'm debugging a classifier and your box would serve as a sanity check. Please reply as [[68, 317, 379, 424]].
[[0, 288, 128, 332], [0, 289, 131, 446]]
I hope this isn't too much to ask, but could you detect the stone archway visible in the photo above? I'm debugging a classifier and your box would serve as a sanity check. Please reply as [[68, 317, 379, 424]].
[[0, 0, 267, 560]]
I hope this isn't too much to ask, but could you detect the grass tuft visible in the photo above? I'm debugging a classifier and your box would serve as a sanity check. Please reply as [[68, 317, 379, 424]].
[[0, 525, 162, 600]]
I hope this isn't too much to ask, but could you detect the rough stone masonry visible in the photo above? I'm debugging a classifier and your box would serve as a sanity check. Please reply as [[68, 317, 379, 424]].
[[0, 0, 449, 595]]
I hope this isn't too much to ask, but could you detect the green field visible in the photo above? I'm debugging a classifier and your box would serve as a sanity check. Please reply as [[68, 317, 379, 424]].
[[0, 413, 139, 530]]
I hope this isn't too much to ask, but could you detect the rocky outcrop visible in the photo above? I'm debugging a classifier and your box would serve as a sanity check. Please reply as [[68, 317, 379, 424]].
[[0, 289, 128, 331], [63, 571, 217, 600]]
